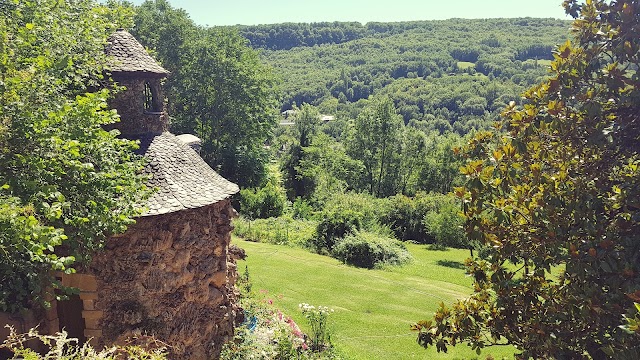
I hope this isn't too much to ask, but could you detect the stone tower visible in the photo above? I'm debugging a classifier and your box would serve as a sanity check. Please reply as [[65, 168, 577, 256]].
[[105, 29, 169, 136], [70, 30, 242, 359]]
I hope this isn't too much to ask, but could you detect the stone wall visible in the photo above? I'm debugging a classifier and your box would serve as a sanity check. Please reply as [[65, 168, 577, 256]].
[[107, 77, 168, 136], [89, 199, 241, 359]]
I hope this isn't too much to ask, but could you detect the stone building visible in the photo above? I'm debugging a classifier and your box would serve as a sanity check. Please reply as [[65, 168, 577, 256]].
[[48, 30, 242, 359]]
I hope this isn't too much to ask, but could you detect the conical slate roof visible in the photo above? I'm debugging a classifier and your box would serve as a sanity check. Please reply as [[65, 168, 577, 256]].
[[136, 133, 239, 216], [105, 29, 169, 75]]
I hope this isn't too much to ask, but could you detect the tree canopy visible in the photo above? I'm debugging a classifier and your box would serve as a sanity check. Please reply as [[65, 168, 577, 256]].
[[132, 0, 280, 188], [0, 0, 149, 313], [240, 18, 570, 136], [413, 0, 640, 358]]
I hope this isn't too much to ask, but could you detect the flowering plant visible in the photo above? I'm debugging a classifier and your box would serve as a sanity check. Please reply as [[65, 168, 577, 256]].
[[299, 303, 334, 351], [222, 292, 308, 359]]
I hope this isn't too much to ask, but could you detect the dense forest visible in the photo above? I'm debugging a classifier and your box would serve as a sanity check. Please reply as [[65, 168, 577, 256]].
[[1, 0, 638, 359], [236, 18, 570, 134]]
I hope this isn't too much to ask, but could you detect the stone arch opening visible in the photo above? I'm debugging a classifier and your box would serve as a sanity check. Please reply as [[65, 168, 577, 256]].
[[143, 81, 162, 113]]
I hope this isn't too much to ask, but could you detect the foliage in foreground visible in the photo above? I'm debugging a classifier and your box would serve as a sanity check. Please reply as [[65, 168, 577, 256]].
[[414, 0, 640, 358], [221, 269, 341, 359], [0, 326, 167, 359], [0, 0, 149, 313], [299, 303, 334, 352]]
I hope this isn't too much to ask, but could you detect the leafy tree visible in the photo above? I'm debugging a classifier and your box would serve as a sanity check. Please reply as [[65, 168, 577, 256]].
[[185, 27, 280, 188], [297, 133, 365, 206], [130, 0, 194, 75], [281, 104, 321, 200], [397, 127, 428, 195], [423, 194, 467, 250], [293, 103, 320, 148], [346, 97, 403, 197], [0, 0, 148, 313], [413, 1, 640, 358], [238, 178, 286, 220], [133, 1, 280, 188], [416, 133, 465, 194]]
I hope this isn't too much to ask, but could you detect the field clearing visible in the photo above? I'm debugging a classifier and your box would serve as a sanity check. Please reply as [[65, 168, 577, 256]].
[[235, 238, 516, 359], [457, 61, 476, 69]]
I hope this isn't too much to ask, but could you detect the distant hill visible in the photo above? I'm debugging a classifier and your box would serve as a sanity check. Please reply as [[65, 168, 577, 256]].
[[231, 18, 571, 134]]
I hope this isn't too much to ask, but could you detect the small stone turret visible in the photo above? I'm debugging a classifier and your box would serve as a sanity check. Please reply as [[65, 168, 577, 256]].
[[105, 29, 170, 136], [86, 29, 242, 360]]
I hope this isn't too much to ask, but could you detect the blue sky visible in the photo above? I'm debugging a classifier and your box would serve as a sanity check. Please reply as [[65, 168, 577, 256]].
[[127, 0, 571, 26]]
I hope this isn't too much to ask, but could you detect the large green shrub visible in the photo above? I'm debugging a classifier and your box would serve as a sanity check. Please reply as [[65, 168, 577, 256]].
[[239, 181, 286, 219], [332, 232, 412, 269], [423, 194, 467, 249], [322, 192, 388, 232], [312, 209, 362, 253], [379, 192, 465, 245], [379, 193, 431, 242]]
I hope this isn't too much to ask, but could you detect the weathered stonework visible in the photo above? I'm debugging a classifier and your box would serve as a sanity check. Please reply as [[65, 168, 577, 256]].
[[90, 200, 241, 359], [0, 29, 242, 359], [106, 77, 168, 136]]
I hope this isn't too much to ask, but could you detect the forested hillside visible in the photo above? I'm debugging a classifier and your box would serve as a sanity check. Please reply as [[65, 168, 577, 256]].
[[2, 0, 637, 359], [236, 18, 570, 134], [229, 5, 640, 358]]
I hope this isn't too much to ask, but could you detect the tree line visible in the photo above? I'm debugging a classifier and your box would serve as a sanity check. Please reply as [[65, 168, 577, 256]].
[[242, 18, 570, 136], [1, 0, 637, 358]]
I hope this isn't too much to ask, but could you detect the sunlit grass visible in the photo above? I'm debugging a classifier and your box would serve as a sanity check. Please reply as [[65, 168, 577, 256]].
[[457, 61, 476, 69], [235, 237, 516, 359]]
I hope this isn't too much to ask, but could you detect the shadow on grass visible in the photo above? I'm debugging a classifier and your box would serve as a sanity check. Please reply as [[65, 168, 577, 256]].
[[436, 260, 466, 270], [425, 244, 449, 251]]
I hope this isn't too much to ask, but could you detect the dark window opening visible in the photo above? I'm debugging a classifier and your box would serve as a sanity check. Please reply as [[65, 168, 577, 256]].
[[143, 82, 161, 113]]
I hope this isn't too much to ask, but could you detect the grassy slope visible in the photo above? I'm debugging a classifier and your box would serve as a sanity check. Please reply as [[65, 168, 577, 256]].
[[235, 238, 516, 359]]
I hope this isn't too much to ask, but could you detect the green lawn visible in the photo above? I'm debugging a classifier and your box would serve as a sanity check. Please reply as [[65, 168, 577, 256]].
[[457, 61, 476, 70], [235, 238, 516, 359]]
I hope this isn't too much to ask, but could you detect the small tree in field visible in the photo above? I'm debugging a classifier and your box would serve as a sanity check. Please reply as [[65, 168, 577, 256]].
[[413, 0, 640, 358]]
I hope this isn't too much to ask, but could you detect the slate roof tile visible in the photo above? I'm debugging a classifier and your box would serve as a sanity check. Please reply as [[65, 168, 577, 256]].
[[105, 29, 169, 75], [135, 132, 239, 216]]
